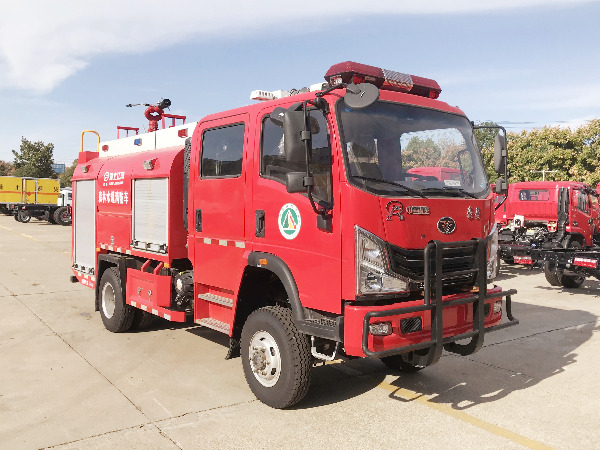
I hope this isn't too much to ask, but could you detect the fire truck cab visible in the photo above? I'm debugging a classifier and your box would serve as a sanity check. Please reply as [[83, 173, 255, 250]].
[[71, 61, 517, 408]]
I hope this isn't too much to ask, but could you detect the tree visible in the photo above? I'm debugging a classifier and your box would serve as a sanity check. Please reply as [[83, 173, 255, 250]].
[[0, 160, 13, 176], [59, 159, 78, 187], [478, 119, 600, 186], [12, 138, 56, 178]]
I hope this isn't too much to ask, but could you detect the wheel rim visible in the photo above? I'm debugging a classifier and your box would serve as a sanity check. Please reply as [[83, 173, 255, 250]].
[[248, 330, 282, 387], [60, 211, 70, 222], [102, 283, 116, 319]]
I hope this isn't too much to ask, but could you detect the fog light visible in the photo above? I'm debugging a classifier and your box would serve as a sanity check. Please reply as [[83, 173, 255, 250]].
[[494, 301, 502, 314], [369, 322, 392, 336]]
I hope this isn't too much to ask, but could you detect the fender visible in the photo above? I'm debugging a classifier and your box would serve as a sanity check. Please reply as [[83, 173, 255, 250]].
[[248, 251, 304, 322], [247, 251, 342, 341]]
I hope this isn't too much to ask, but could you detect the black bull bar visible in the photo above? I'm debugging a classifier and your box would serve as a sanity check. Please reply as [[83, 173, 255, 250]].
[[362, 239, 519, 365]]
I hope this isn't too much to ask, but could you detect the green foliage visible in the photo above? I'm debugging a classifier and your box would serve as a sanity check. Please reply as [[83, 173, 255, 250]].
[[402, 137, 441, 167], [479, 119, 600, 186], [12, 138, 56, 178], [474, 121, 500, 150], [59, 159, 78, 187], [0, 160, 13, 176]]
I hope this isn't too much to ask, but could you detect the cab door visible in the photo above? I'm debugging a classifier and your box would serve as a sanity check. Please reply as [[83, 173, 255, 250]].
[[251, 107, 342, 314], [190, 114, 250, 328]]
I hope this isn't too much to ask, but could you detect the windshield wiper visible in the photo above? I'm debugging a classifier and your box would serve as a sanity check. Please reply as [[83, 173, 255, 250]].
[[351, 176, 425, 197], [420, 186, 478, 198]]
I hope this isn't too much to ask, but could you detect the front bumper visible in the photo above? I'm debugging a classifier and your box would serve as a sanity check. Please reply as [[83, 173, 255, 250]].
[[344, 239, 519, 362]]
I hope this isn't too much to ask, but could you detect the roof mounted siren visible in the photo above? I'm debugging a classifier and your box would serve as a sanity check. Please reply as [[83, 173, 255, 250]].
[[324, 61, 442, 99], [126, 98, 172, 132]]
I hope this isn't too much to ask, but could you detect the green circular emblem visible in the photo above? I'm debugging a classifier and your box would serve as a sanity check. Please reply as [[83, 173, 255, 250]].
[[278, 203, 301, 240]]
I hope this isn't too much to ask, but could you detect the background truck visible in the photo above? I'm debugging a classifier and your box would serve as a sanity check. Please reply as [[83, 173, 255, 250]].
[[70, 61, 518, 408], [0, 176, 71, 225], [495, 181, 599, 266]]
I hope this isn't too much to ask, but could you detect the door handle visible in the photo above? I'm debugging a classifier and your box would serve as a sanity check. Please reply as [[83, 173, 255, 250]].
[[196, 209, 202, 232], [256, 210, 265, 238]]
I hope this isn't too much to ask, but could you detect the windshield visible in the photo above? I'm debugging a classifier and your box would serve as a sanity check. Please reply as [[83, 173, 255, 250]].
[[337, 100, 489, 198]]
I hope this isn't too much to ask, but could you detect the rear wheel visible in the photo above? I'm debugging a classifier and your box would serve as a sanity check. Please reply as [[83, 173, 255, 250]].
[[559, 240, 585, 288], [99, 267, 135, 332], [241, 306, 311, 408], [544, 261, 562, 286], [54, 206, 71, 226], [544, 240, 586, 288]]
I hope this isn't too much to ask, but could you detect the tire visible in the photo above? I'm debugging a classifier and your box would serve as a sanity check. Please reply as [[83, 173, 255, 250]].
[[544, 240, 586, 288], [98, 267, 135, 333], [380, 354, 424, 373], [17, 210, 31, 223], [131, 310, 155, 330], [54, 206, 71, 226], [544, 261, 562, 286], [559, 240, 585, 288], [241, 306, 311, 409]]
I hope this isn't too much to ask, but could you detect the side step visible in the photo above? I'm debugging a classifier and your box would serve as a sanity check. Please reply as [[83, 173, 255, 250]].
[[197, 293, 233, 308], [197, 317, 231, 334]]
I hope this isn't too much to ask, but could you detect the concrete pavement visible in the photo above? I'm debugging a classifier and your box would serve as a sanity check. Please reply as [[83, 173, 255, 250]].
[[0, 214, 598, 449]]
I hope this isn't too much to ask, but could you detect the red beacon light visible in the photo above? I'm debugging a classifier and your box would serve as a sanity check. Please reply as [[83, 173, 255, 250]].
[[324, 61, 441, 99]]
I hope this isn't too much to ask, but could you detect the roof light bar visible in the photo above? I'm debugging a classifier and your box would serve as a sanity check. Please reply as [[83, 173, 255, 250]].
[[324, 61, 442, 99]]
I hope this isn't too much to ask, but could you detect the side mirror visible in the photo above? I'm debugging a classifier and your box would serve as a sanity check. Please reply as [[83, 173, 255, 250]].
[[495, 178, 507, 195], [493, 134, 507, 174], [283, 110, 308, 163], [286, 172, 309, 193], [344, 83, 379, 109], [269, 107, 288, 127]]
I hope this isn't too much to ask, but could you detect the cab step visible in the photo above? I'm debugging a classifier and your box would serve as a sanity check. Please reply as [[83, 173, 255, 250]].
[[197, 292, 233, 308], [197, 317, 231, 334]]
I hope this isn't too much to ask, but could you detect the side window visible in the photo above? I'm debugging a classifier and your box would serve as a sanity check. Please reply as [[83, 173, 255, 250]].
[[577, 192, 590, 213], [201, 123, 245, 178], [260, 111, 332, 204]]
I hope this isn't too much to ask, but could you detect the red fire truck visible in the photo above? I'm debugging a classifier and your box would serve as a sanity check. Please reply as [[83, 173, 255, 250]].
[[495, 181, 600, 267], [70, 61, 518, 408]]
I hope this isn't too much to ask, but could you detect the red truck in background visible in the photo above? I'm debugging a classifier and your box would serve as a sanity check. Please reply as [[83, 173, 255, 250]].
[[70, 61, 518, 408], [495, 181, 600, 271]]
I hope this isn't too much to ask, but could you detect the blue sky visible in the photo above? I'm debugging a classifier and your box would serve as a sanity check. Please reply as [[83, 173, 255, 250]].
[[1, 0, 599, 165]]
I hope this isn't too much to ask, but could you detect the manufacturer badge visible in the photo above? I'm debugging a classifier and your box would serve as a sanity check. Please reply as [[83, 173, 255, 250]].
[[278, 203, 301, 240], [437, 217, 456, 234], [406, 206, 430, 215], [385, 201, 404, 221]]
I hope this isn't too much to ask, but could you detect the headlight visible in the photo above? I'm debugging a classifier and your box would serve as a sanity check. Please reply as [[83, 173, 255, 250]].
[[486, 223, 499, 281], [356, 227, 408, 296]]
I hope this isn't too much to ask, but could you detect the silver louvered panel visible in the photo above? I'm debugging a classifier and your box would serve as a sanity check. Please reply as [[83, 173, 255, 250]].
[[132, 178, 169, 253], [74, 180, 96, 274]]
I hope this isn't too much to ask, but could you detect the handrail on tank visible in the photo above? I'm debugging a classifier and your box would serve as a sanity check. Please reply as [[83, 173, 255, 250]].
[[80, 130, 100, 152]]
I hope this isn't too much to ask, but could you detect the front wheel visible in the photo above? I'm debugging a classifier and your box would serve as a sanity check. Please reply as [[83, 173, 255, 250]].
[[241, 306, 311, 409]]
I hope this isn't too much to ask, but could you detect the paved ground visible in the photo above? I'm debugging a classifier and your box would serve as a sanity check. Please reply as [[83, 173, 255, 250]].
[[0, 213, 599, 449]]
